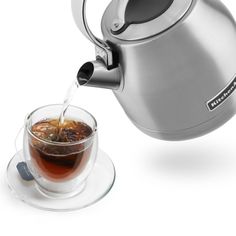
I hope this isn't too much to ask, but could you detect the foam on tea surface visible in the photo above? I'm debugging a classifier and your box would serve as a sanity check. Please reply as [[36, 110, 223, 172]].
[[31, 119, 92, 143]]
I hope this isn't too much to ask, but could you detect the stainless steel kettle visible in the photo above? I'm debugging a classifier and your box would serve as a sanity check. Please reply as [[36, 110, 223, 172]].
[[72, 0, 236, 141]]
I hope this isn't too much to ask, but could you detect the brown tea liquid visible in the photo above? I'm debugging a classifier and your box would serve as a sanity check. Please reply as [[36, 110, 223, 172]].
[[29, 119, 93, 182]]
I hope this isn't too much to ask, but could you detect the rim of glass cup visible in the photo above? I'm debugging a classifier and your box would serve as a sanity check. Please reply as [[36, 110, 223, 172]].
[[25, 104, 98, 146]]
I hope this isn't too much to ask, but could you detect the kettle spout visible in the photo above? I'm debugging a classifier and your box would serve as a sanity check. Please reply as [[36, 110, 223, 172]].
[[77, 61, 122, 90]]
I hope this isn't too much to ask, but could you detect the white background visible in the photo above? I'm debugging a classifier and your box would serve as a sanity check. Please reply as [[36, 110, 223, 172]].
[[1, 0, 236, 235]]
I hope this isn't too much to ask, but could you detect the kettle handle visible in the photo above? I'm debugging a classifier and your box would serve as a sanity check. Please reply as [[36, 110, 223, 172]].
[[71, 0, 114, 68]]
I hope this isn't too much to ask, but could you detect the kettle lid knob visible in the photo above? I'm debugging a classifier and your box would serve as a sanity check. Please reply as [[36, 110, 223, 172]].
[[111, 0, 174, 34], [105, 0, 193, 41]]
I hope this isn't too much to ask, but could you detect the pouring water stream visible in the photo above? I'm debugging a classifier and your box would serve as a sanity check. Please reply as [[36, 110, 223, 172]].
[[59, 79, 80, 125]]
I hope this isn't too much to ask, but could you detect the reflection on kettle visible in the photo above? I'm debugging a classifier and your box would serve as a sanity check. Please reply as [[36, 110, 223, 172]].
[[72, 0, 236, 141]]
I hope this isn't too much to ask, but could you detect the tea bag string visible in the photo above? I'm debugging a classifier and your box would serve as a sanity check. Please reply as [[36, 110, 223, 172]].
[[14, 126, 24, 159]]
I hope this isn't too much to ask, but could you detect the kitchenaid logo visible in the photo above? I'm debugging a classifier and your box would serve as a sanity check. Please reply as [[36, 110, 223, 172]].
[[207, 76, 236, 111]]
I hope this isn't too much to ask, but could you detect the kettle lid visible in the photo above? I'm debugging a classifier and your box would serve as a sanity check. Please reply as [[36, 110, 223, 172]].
[[103, 0, 193, 41]]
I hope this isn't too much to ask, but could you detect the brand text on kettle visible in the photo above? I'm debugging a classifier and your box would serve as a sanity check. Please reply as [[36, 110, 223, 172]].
[[207, 77, 236, 111]]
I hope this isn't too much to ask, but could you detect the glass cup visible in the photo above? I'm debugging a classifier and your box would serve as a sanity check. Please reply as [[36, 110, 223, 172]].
[[23, 104, 98, 198]]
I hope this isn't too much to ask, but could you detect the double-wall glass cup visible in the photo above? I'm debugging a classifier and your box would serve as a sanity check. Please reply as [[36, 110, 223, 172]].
[[24, 105, 98, 198], [6, 105, 115, 211]]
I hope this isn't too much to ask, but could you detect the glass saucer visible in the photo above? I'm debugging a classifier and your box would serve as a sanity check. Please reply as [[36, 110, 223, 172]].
[[6, 149, 116, 212]]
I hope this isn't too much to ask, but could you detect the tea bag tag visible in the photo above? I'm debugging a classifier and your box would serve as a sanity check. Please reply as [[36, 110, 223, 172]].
[[17, 162, 34, 181]]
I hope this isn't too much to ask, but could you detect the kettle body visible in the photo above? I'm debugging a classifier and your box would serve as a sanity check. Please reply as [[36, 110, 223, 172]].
[[72, 0, 236, 140]]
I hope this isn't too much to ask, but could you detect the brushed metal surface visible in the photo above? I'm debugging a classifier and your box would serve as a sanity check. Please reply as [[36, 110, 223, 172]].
[[78, 61, 122, 90], [101, 0, 236, 140], [73, 0, 236, 140]]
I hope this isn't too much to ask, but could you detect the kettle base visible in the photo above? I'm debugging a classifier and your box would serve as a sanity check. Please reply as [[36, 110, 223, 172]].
[[134, 109, 236, 141]]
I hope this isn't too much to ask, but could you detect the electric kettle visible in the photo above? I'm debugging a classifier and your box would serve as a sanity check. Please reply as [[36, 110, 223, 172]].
[[72, 0, 236, 141]]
